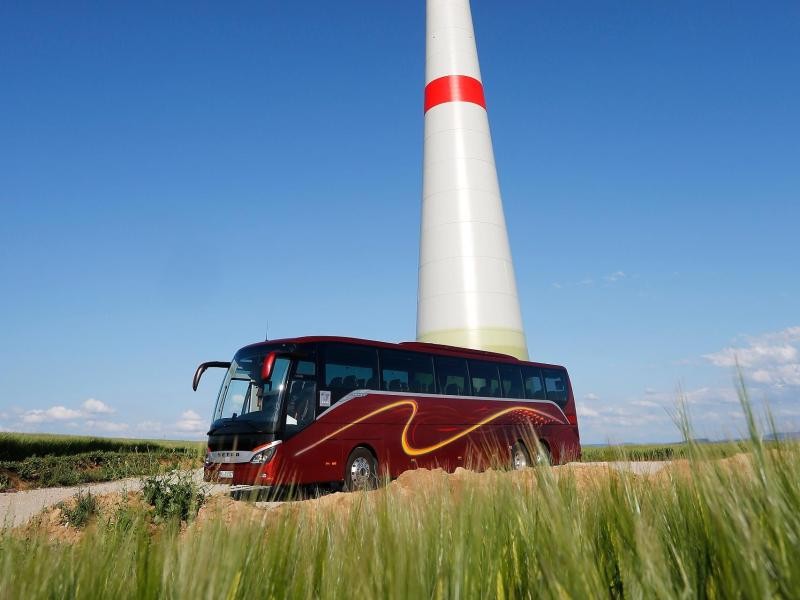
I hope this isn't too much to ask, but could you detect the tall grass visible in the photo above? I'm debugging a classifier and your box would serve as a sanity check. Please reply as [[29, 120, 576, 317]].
[[2, 389, 799, 598]]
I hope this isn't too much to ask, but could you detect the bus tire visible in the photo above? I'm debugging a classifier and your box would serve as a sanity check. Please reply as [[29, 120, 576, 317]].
[[511, 441, 532, 470], [344, 447, 378, 491], [534, 441, 551, 466]]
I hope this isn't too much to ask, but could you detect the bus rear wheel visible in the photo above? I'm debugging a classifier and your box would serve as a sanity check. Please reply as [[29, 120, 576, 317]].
[[511, 441, 532, 470], [345, 447, 378, 491], [534, 442, 551, 466]]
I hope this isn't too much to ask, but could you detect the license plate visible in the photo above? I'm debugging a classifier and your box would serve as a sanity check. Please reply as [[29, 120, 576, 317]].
[[218, 470, 234, 479]]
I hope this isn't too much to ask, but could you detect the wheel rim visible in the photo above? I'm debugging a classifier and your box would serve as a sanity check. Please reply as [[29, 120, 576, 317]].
[[513, 447, 529, 470], [350, 456, 373, 488]]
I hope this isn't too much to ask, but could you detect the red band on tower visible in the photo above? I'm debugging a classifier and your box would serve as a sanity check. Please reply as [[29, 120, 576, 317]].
[[424, 75, 486, 113]]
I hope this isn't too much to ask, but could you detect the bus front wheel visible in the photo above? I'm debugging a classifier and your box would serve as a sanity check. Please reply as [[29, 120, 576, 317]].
[[345, 447, 378, 491]]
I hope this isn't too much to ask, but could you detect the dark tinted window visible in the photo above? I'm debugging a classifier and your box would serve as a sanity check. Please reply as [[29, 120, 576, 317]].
[[542, 368, 569, 408], [295, 359, 316, 377], [323, 344, 378, 403], [284, 359, 317, 437], [499, 365, 524, 399], [380, 350, 435, 393], [522, 366, 546, 400], [468, 361, 501, 397], [435, 356, 471, 396]]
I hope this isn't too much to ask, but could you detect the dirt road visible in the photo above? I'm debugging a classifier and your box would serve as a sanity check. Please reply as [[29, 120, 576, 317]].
[[0, 469, 229, 528], [1, 461, 669, 528]]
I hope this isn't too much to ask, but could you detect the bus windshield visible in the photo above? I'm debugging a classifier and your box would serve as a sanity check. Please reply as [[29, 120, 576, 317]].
[[212, 348, 291, 432]]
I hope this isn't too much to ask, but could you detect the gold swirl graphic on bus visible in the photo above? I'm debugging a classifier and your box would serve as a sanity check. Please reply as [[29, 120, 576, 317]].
[[293, 400, 563, 458]]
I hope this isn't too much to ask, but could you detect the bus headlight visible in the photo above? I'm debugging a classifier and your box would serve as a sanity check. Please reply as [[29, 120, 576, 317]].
[[250, 446, 277, 464]]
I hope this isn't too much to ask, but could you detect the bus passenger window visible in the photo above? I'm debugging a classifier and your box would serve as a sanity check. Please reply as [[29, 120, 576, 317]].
[[435, 357, 471, 396], [499, 365, 524, 399], [468, 361, 501, 397], [542, 369, 569, 409], [323, 345, 378, 403], [523, 367, 546, 400], [379, 350, 434, 393]]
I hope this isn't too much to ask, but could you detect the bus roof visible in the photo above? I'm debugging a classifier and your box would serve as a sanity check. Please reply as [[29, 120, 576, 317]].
[[240, 336, 567, 371]]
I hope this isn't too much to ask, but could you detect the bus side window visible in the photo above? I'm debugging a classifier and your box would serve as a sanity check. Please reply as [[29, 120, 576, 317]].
[[379, 350, 434, 393], [542, 368, 568, 408], [323, 344, 378, 403], [499, 365, 524, 399], [468, 361, 501, 397], [435, 356, 471, 396], [522, 367, 546, 400]]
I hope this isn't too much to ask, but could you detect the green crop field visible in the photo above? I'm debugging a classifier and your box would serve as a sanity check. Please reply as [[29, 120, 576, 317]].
[[1, 395, 798, 599], [0, 433, 204, 490], [580, 440, 748, 462]]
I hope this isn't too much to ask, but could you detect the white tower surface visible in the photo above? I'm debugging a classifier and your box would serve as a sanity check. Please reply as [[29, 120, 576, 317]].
[[417, 0, 529, 360]]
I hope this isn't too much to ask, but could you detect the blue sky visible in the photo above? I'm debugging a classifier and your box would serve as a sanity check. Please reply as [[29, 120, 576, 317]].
[[1, 1, 798, 444]]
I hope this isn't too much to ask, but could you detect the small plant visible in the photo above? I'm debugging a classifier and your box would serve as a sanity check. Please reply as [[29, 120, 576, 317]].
[[142, 471, 205, 522], [106, 495, 140, 532], [0, 472, 9, 491], [59, 490, 98, 528]]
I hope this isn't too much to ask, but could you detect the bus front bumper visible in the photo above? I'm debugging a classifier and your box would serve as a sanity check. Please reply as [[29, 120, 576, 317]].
[[204, 462, 277, 486]]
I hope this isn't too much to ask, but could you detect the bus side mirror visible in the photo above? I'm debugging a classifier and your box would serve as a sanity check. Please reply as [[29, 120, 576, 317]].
[[261, 352, 277, 381], [192, 361, 231, 391]]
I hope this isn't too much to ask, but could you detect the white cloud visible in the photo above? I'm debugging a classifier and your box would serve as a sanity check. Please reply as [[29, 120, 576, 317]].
[[683, 386, 739, 405], [584, 393, 600, 401], [706, 344, 797, 369], [573, 383, 745, 438], [704, 326, 800, 387], [17, 398, 117, 426], [21, 406, 82, 423], [631, 400, 661, 408], [576, 391, 673, 429], [81, 398, 114, 414], [604, 271, 626, 283], [175, 410, 206, 435]]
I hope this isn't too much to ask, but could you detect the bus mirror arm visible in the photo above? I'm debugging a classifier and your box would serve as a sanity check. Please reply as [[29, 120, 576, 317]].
[[192, 361, 231, 391]]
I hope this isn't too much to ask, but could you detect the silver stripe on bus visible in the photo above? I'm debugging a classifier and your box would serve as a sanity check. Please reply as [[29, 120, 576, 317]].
[[209, 450, 255, 464], [208, 440, 282, 464], [315, 390, 569, 424]]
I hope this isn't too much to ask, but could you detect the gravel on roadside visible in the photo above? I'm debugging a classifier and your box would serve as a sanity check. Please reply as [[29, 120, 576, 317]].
[[0, 469, 229, 528]]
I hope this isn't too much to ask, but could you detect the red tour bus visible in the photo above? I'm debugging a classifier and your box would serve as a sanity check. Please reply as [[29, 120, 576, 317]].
[[193, 336, 580, 493]]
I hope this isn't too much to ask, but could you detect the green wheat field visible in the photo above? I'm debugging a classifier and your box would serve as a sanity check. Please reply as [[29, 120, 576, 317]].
[[1, 393, 798, 599]]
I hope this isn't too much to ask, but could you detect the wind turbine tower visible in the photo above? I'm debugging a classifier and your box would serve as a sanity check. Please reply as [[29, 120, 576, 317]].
[[417, 0, 529, 360]]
